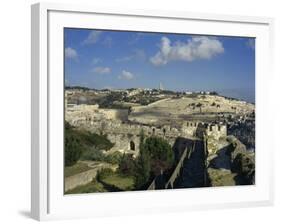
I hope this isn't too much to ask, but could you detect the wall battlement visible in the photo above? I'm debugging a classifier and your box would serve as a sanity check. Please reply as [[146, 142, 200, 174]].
[[66, 104, 227, 156]]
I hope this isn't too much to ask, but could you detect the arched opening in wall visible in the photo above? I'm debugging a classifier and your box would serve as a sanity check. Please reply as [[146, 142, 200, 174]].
[[218, 125, 221, 131], [152, 128, 155, 135], [163, 128, 166, 136], [130, 141, 135, 151]]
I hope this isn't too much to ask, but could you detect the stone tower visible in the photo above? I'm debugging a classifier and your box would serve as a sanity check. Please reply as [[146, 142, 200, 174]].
[[159, 82, 164, 91]]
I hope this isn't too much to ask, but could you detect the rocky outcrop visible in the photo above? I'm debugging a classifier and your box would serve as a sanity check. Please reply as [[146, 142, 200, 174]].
[[207, 168, 236, 186], [207, 135, 255, 186]]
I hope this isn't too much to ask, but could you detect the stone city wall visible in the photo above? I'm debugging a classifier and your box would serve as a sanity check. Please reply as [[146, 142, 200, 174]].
[[66, 105, 227, 156], [64, 162, 117, 192]]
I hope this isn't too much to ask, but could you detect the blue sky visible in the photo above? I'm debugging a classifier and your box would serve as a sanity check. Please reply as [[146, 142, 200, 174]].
[[64, 28, 255, 102]]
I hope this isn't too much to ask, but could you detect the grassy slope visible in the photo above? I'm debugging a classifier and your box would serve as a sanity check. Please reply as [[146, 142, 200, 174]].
[[64, 161, 92, 178], [66, 122, 114, 151], [101, 173, 135, 191]]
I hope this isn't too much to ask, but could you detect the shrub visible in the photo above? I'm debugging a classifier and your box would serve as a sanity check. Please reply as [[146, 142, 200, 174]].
[[118, 154, 136, 176], [64, 121, 114, 166], [104, 151, 123, 164], [97, 168, 114, 180], [78, 132, 114, 151], [80, 148, 105, 161]]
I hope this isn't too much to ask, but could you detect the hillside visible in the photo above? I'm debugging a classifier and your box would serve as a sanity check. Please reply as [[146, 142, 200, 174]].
[[129, 94, 254, 126]]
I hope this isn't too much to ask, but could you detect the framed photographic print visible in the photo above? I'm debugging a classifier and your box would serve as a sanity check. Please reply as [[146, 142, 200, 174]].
[[31, 2, 274, 221]]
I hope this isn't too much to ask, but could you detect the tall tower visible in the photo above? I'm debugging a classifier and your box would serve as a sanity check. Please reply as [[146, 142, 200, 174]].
[[159, 82, 164, 91]]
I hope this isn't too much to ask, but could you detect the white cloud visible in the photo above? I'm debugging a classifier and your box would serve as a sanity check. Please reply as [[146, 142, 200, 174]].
[[82, 31, 102, 45], [92, 66, 111, 74], [65, 47, 77, 59], [118, 70, 134, 80], [92, 58, 102, 64], [150, 36, 224, 66]]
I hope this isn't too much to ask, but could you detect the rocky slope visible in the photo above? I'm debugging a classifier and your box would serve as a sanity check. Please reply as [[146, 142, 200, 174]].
[[207, 135, 255, 186]]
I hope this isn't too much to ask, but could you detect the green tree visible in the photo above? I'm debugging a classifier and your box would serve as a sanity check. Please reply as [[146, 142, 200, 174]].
[[134, 130, 151, 189], [144, 137, 174, 175], [65, 132, 82, 166], [144, 137, 174, 169], [134, 149, 151, 189], [135, 134, 175, 189]]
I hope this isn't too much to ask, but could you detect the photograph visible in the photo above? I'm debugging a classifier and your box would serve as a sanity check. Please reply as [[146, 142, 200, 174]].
[[64, 28, 255, 194]]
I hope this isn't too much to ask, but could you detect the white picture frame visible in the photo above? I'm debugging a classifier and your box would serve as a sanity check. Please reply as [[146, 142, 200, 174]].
[[31, 2, 274, 221]]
